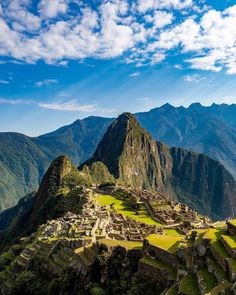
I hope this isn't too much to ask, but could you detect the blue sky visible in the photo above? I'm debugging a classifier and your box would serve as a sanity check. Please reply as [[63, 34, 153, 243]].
[[1, 0, 236, 136]]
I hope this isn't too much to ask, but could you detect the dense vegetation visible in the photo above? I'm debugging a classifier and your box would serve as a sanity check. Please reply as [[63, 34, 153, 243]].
[[82, 113, 236, 220], [0, 103, 236, 215]]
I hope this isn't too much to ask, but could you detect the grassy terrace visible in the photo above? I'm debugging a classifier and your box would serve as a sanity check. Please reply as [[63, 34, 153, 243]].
[[95, 193, 162, 225], [164, 229, 183, 237], [179, 274, 199, 295], [146, 234, 183, 253], [221, 235, 236, 250], [228, 219, 236, 227], [97, 238, 143, 250], [203, 229, 230, 259], [140, 256, 177, 280], [194, 229, 208, 243], [213, 221, 227, 230]]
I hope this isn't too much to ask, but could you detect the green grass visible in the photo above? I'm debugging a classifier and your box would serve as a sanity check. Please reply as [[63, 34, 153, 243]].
[[94, 193, 162, 225], [221, 235, 236, 250], [213, 221, 226, 230], [140, 256, 176, 280], [97, 238, 143, 250], [194, 229, 208, 243], [228, 219, 236, 227], [203, 229, 224, 242], [164, 229, 183, 237], [197, 267, 217, 293], [146, 234, 183, 253], [203, 229, 230, 259], [179, 274, 199, 295]]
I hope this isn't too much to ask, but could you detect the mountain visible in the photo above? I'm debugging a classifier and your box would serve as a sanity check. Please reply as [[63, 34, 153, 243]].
[[0, 133, 52, 212], [0, 117, 112, 212], [136, 104, 236, 179], [0, 155, 94, 246], [81, 113, 236, 220], [0, 103, 236, 213], [1, 113, 236, 293], [1, 139, 236, 294]]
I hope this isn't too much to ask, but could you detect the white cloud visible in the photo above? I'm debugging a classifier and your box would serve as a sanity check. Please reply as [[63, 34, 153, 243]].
[[39, 101, 97, 112], [6, 0, 41, 31], [0, 0, 236, 74], [0, 97, 117, 114], [152, 11, 174, 28], [35, 79, 58, 87], [129, 72, 140, 77], [0, 98, 30, 105], [38, 0, 68, 19], [137, 0, 193, 13], [184, 74, 206, 83]]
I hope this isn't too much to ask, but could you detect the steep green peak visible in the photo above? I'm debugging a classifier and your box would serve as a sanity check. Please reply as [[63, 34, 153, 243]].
[[34, 155, 74, 208], [80, 112, 164, 190], [113, 112, 139, 131], [117, 111, 134, 121], [80, 112, 153, 177], [49, 155, 73, 178]]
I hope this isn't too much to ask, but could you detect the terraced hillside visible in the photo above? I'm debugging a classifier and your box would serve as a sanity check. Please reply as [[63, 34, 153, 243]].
[[1, 176, 236, 295]]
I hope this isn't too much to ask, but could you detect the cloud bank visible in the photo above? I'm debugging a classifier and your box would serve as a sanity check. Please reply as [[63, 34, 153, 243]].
[[1, 0, 236, 73]]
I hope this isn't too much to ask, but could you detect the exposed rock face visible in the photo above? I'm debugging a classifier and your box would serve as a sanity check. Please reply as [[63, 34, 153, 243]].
[[81, 113, 167, 192], [81, 113, 236, 220], [169, 147, 236, 220]]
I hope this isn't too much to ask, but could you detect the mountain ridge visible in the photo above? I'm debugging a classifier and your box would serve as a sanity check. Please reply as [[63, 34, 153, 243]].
[[0, 103, 236, 212], [80, 113, 236, 220]]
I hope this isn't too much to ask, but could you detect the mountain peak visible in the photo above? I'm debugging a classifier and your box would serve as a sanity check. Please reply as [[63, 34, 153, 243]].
[[34, 155, 74, 208], [80, 112, 164, 190], [115, 112, 138, 128], [117, 112, 134, 120]]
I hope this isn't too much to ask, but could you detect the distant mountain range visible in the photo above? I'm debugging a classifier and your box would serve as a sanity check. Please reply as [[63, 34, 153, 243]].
[[0, 103, 236, 213], [1, 112, 236, 243]]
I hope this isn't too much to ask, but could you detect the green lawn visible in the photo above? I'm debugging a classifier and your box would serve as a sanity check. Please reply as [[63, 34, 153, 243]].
[[97, 238, 143, 250], [94, 193, 162, 225], [221, 235, 236, 250], [164, 229, 183, 237], [203, 229, 224, 242], [228, 219, 236, 227], [179, 274, 199, 295], [203, 229, 230, 259], [213, 221, 226, 230], [146, 234, 183, 253]]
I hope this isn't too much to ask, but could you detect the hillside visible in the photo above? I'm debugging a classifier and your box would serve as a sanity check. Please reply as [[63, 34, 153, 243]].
[[1, 115, 236, 293], [0, 103, 236, 213], [0, 117, 112, 212], [136, 104, 236, 179], [1, 164, 236, 294], [81, 113, 236, 220]]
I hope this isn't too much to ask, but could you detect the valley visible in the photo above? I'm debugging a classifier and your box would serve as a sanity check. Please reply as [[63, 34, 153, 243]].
[[0, 112, 236, 294]]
